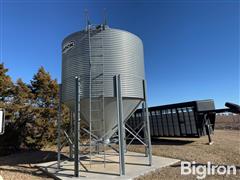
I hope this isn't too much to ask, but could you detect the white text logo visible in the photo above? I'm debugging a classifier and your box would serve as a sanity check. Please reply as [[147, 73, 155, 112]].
[[181, 161, 237, 179]]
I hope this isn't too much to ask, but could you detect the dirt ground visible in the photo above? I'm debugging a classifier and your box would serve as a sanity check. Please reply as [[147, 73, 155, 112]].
[[0, 129, 239, 180]]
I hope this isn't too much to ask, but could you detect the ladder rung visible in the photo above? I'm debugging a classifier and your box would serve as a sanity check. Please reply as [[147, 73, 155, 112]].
[[91, 100, 103, 103], [91, 87, 103, 89], [91, 69, 103, 72], [91, 103, 102, 105], [91, 37, 102, 40], [90, 64, 104, 66], [91, 76, 103, 78], [91, 109, 101, 112], [91, 88, 103, 90], [91, 55, 103, 57], [91, 58, 104, 60], [91, 91, 104, 93], [91, 63, 104, 66], [91, 82, 103, 84], [91, 69, 103, 71], [91, 89, 103, 92], [90, 58, 104, 62], [91, 46, 103, 48], [91, 79, 103, 82], [91, 72, 103, 75], [91, 79, 103, 81], [91, 96, 103, 99], [91, 105, 102, 108], [91, 70, 103, 72], [91, 96, 103, 98], [91, 104, 103, 106], [91, 95, 103, 97], [91, 68, 103, 70], [90, 120, 103, 122], [91, 129, 103, 131], [90, 61, 104, 64], [91, 73, 103, 78], [91, 93, 103, 95], [91, 100, 102, 102], [92, 87, 103, 90], [91, 84, 104, 86], [91, 107, 102, 109], [91, 129, 103, 132]]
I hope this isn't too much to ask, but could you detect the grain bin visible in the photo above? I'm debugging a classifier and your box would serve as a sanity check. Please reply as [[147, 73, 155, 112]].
[[61, 25, 145, 140]]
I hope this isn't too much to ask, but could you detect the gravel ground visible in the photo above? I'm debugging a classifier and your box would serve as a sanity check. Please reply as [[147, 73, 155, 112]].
[[0, 129, 239, 180]]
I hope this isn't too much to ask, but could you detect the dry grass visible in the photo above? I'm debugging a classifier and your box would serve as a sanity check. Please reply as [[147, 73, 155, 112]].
[[131, 130, 240, 180]]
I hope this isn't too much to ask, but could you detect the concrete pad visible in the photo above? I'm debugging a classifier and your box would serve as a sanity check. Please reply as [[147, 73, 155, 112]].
[[36, 151, 179, 180]]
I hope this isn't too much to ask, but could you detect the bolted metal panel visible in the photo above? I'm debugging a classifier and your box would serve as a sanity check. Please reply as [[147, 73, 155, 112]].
[[61, 27, 145, 139], [62, 28, 144, 101]]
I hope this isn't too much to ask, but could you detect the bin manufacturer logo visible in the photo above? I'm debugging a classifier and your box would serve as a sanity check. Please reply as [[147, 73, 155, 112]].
[[62, 41, 75, 54]]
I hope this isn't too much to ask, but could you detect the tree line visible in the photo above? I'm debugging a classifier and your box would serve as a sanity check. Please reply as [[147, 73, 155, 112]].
[[0, 63, 68, 155]]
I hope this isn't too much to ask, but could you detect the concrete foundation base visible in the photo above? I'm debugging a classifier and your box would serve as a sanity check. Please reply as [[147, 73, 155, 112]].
[[36, 151, 179, 180]]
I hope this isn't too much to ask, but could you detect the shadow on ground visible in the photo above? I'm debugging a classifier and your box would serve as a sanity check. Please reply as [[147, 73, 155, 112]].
[[128, 138, 194, 146], [0, 165, 49, 179], [151, 138, 195, 145], [0, 150, 67, 166], [0, 149, 69, 179]]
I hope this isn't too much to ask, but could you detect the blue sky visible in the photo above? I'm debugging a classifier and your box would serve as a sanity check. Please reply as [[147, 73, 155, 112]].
[[0, 0, 239, 108]]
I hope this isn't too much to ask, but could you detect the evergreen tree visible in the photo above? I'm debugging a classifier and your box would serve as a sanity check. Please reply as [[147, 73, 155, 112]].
[[12, 79, 38, 148], [31, 66, 58, 108], [0, 65, 69, 153], [0, 63, 15, 124], [30, 67, 59, 146], [0, 64, 20, 154], [0, 63, 14, 103], [14, 78, 33, 105]]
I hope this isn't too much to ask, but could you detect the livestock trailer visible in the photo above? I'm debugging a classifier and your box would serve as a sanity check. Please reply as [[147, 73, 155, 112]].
[[127, 99, 216, 138]]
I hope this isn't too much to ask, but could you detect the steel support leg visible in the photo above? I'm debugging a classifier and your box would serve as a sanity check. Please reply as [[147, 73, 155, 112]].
[[205, 124, 212, 145], [116, 75, 125, 176], [143, 80, 152, 166], [142, 103, 148, 157], [204, 114, 213, 145], [123, 122, 127, 153], [74, 77, 80, 177], [57, 84, 62, 169], [70, 111, 73, 159]]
